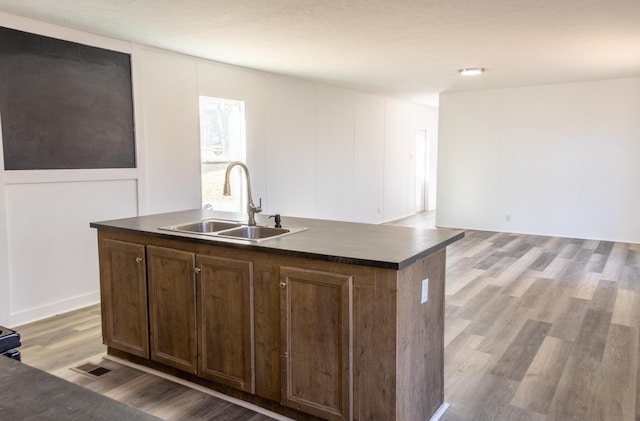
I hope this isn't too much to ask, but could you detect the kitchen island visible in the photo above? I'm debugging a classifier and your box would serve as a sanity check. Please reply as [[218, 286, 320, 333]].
[[91, 209, 463, 421]]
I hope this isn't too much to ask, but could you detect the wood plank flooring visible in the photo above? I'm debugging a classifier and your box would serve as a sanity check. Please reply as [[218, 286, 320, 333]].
[[16, 306, 281, 420], [439, 229, 640, 420], [14, 211, 640, 420]]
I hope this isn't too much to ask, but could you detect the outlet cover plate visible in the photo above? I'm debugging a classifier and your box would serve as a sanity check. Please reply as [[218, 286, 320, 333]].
[[421, 278, 429, 304]]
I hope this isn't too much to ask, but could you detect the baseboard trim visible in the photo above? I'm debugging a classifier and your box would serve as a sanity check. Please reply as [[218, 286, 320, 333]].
[[430, 402, 449, 421], [12, 293, 100, 327]]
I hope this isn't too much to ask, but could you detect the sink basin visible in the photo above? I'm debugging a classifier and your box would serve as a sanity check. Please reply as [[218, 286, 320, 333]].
[[159, 219, 307, 242], [161, 219, 241, 234], [217, 226, 291, 240]]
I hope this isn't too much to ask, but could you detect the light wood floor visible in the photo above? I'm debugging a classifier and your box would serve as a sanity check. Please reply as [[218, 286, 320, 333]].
[[442, 229, 640, 420], [16, 304, 280, 420], [15, 211, 640, 420]]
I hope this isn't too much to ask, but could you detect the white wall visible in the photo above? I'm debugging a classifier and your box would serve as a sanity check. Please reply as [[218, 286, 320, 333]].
[[135, 47, 201, 215], [315, 85, 355, 221], [384, 100, 416, 220], [437, 78, 640, 243], [0, 13, 140, 327], [354, 94, 385, 223], [5, 175, 137, 323], [0, 13, 438, 326], [138, 49, 434, 223], [264, 74, 318, 217]]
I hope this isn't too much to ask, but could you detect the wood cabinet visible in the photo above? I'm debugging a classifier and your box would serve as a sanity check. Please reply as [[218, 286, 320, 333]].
[[96, 223, 451, 421], [280, 266, 353, 421], [147, 245, 197, 374], [99, 239, 149, 358], [140, 245, 257, 389], [197, 255, 254, 393]]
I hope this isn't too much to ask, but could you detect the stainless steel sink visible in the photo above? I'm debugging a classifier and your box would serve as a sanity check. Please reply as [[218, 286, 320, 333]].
[[176, 220, 241, 233], [160, 219, 241, 234], [159, 219, 307, 242], [217, 226, 290, 240]]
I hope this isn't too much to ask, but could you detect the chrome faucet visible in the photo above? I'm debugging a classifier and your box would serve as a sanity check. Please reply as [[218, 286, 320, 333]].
[[223, 161, 262, 226]]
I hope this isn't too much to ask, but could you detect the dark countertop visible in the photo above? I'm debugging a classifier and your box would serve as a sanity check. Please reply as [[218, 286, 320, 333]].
[[91, 209, 464, 270], [0, 356, 161, 420]]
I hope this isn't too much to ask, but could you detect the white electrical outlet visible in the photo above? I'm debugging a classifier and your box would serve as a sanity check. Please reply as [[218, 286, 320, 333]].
[[421, 278, 429, 304]]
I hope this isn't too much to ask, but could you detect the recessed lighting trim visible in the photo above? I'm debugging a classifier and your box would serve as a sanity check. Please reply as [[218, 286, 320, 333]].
[[458, 67, 485, 76]]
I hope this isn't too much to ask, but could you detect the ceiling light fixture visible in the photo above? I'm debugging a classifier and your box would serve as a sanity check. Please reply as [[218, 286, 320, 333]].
[[458, 67, 485, 76]]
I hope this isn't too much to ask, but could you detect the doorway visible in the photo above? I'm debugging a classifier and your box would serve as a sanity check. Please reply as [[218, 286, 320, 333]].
[[415, 129, 430, 213]]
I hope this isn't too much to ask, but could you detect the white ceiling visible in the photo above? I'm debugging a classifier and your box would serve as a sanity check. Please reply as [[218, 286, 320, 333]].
[[1, 0, 639, 106]]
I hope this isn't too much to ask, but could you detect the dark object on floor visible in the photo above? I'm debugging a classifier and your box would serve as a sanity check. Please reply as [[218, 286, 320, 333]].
[[0, 326, 21, 361]]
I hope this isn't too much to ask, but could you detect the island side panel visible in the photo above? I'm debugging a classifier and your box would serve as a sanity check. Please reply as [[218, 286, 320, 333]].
[[396, 248, 446, 420], [353, 267, 399, 420]]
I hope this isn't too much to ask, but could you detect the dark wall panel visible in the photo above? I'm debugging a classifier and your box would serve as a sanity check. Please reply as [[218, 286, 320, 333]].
[[0, 27, 135, 170]]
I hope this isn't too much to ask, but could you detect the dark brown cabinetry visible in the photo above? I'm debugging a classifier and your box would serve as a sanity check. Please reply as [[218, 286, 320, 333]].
[[98, 235, 259, 387], [197, 255, 254, 393], [95, 223, 451, 421], [147, 246, 198, 374], [99, 239, 149, 358], [146, 247, 255, 385], [280, 266, 352, 421]]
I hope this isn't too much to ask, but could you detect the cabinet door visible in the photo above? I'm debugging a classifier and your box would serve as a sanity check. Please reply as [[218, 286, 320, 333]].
[[280, 266, 353, 421], [100, 239, 148, 358], [147, 246, 197, 374], [197, 255, 255, 393]]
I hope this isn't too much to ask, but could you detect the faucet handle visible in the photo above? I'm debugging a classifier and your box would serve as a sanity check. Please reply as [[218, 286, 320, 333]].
[[256, 197, 262, 213]]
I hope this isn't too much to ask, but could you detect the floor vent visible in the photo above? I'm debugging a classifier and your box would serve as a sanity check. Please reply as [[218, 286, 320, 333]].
[[88, 366, 111, 376], [73, 362, 111, 377]]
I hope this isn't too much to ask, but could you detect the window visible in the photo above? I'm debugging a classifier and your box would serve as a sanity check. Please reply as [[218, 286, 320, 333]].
[[199, 96, 246, 211]]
